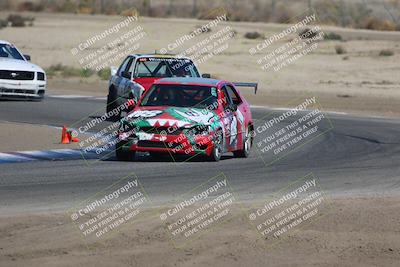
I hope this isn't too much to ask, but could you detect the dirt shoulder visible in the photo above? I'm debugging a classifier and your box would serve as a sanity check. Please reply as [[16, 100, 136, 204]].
[[0, 121, 78, 152], [0, 12, 398, 118], [47, 79, 108, 98], [241, 89, 400, 119], [1, 197, 399, 267], [47, 80, 400, 119]]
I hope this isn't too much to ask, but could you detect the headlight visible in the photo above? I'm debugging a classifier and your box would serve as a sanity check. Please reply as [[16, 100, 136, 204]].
[[118, 122, 138, 141], [190, 125, 210, 136], [37, 72, 45, 81]]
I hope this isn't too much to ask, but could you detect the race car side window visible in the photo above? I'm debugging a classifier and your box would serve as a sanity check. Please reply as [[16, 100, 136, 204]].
[[125, 57, 135, 74], [221, 86, 232, 109], [225, 85, 242, 105], [117, 56, 132, 76]]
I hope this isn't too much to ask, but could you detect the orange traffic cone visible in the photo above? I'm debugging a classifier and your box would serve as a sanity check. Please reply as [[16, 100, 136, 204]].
[[66, 129, 80, 143], [61, 126, 71, 144]]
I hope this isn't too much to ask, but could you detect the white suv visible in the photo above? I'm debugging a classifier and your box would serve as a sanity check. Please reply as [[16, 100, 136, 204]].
[[0, 40, 46, 100]]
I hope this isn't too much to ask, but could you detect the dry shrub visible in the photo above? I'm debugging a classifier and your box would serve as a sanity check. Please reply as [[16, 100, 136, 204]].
[[244, 31, 262, 39], [78, 7, 93, 14], [324, 32, 343, 41], [121, 9, 138, 17], [198, 6, 226, 20], [7, 14, 34, 27], [379, 49, 394, 56], [2, 0, 400, 33], [363, 18, 396, 31], [17, 1, 44, 12], [57, 0, 78, 13], [335, 45, 346, 54], [0, 19, 7, 29], [273, 6, 294, 23], [149, 5, 168, 18]]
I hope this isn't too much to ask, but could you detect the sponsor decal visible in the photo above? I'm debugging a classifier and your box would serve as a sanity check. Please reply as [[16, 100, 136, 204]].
[[127, 110, 163, 119]]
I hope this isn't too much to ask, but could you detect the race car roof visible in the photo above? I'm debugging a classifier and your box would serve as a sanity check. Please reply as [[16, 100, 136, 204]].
[[156, 77, 221, 86], [129, 53, 192, 60], [0, 40, 11, 45]]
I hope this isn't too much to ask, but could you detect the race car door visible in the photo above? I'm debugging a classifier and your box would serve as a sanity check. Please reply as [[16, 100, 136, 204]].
[[220, 85, 242, 151], [224, 84, 246, 150], [118, 56, 135, 99]]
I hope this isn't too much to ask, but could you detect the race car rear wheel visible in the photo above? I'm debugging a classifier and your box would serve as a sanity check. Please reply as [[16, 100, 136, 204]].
[[149, 152, 168, 159], [116, 141, 135, 161], [233, 126, 253, 158]]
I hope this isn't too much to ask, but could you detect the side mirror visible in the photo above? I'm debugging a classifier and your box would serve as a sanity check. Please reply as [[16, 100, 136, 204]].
[[121, 71, 131, 79], [110, 66, 118, 76], [24, 54, 31, 61], [201, 73, 211, 78]]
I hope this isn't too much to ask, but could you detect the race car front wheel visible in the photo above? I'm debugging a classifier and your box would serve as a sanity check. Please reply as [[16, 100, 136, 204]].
[[116, 141, 135, 161], [106, 87, 121, 121], [208, 130, 223, 162]]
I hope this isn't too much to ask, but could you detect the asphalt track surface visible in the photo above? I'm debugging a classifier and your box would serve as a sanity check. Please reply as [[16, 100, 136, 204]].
[[0, 96, 399, 215]]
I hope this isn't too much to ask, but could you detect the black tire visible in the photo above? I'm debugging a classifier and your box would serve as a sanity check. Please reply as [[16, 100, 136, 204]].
[[208, 130, 223, 162], [30, 95, 44, 102], [233, 126, 253, 158], [106, 87, 121, 121], [149, 152, 165, 158], [116, 141, 135, 161]]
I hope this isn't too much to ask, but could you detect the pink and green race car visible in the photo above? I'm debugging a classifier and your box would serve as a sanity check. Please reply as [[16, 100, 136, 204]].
[[116, 77, 255, 161]]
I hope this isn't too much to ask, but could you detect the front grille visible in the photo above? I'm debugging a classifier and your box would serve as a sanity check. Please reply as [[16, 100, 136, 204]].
[[138, 140, 167, 148], [138, 126, 182, 135], [0, 70, 35, 80], [138, 140, 182, 150], [0, 88, 36, 94]]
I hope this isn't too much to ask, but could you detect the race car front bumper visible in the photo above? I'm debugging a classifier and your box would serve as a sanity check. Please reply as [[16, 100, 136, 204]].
[[118, 133, 215, 156], [0, 80, 46, 99]]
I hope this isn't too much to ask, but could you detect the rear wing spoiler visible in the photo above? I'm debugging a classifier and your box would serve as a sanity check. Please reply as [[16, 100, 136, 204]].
[[233, 82, 258, 94]]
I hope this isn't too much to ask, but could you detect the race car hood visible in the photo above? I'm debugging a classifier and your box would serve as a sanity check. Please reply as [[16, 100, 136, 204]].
[[124, 106, 219, 128], [0, 57, 45, 73]]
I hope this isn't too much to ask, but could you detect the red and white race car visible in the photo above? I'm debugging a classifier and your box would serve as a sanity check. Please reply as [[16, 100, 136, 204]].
[[116, 77, 256, 161], [107, 54, 208, 120]]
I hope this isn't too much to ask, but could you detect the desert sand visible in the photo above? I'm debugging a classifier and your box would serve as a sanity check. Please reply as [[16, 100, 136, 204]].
[[1, 198, 399, 266], [0, 12, 399, 117]]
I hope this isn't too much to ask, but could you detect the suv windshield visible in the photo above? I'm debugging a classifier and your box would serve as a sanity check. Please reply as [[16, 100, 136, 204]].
[[134, 58, 200, 78], [0, 44, 25, 60], [141, 84, 218, 109]]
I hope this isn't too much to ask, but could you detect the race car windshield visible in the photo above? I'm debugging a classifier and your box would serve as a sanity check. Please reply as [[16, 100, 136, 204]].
[[0, 44, 25, 60], [134, 58, 200, 78], [140, 84, 218, 109]]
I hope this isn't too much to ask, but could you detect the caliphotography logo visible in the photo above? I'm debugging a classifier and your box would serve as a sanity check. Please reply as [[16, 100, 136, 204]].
[[158, 173, 238, 248], [253, 95, 334, 167], [68, 173, 150, 247], [247, 173, 333, 248]]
